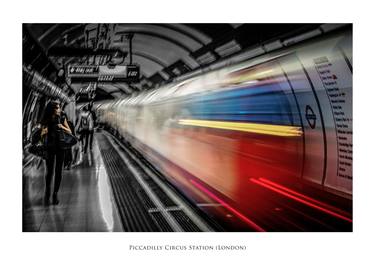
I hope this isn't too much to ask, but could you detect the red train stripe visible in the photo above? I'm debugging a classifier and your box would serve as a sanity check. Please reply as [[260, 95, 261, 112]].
[[258, 177, 349, 216], [250, 178, 352, 223]]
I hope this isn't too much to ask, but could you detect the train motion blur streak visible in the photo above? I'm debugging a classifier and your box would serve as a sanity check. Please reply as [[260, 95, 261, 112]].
[[178, 120, 302, 137], [189, 179, 266, 232], [97, 28, 352, 231], [249, 178, 352, 223]]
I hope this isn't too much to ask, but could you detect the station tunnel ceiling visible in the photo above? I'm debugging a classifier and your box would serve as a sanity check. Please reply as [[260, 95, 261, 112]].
[[24, 23, 323, 100]]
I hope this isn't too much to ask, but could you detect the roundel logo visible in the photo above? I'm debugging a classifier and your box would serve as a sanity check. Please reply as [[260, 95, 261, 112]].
[[305, 105, 317, 129]]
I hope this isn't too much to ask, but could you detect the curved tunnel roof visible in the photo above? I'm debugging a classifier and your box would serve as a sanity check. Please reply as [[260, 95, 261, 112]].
[[24, 23, 328, 101]]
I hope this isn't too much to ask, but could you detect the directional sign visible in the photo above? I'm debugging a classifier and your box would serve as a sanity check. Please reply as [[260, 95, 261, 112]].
[[305, 105, 317, 129], [68, 64, 140, 83], [68, 65, 99, 76]]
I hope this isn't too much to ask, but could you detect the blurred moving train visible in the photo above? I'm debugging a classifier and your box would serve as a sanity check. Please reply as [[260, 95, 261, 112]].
[[97, 28, 352, 231]]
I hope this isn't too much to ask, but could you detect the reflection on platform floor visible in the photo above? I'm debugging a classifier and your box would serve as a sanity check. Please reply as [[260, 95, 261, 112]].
[[23, 136, 123, 232]]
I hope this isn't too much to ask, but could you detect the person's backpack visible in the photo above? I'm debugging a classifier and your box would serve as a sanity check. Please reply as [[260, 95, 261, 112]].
[[80, 112, 93, 131]]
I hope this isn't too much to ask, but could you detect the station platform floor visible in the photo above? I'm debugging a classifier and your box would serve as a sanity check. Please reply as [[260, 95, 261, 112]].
[[23, 131, 214, 232], [22, 130, 352, 232], [23, 135, 124, 232]]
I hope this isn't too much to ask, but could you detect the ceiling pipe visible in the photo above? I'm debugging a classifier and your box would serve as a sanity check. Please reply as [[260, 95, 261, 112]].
[[23, 64, 72, 103]]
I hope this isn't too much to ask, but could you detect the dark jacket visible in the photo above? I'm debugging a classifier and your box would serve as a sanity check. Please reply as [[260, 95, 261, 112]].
[[43, 115, 65, 150]]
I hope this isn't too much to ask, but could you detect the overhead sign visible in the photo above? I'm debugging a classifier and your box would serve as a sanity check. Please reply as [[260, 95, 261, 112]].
[[68, 64, 140, 83], [68, 65, 99, 76], [127, 65, 139, 79]]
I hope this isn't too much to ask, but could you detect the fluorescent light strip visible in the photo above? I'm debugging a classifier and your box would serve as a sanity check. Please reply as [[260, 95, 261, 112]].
[[178, 119, 302, 137]]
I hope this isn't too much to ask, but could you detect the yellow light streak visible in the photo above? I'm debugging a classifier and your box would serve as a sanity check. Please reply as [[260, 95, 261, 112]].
[[178, 119, 302, 137]]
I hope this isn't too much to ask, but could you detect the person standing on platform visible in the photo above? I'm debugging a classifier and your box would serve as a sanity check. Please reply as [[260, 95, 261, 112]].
[[40, 101, 72, 205], [78, 104, 95, 153], [61, 109, 75, 169]]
